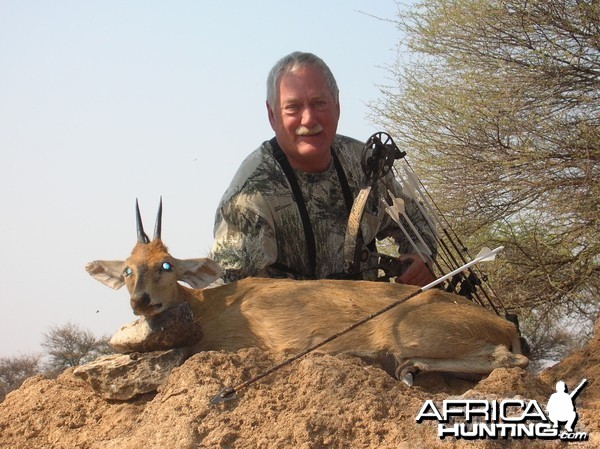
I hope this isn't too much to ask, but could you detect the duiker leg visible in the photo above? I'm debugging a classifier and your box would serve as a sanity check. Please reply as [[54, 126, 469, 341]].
[[395, 344, 529, 385]]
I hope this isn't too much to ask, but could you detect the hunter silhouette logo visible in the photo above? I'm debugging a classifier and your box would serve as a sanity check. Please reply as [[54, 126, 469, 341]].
[[416, 378, 589, 441], [546, 379, 586, 433]]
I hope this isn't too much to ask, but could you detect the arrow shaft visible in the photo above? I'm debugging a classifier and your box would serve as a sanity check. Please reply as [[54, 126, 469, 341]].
[[400, 211, 433, 258], [385, 207, 428, 263]]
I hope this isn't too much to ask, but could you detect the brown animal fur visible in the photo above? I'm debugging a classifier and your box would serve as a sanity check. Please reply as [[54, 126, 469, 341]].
[[86, 240, 529, 382]]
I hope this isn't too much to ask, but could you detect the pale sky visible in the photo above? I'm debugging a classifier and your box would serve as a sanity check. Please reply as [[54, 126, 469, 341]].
[[0, 1, 408, 357]]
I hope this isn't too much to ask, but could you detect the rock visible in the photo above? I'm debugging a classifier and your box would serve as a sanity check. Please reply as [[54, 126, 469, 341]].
[[109, 302, 203, 353], [73, 349, 188, 400]]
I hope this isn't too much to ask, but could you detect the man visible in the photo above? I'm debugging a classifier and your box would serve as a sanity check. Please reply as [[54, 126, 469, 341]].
[[210, 51, 435, 285]]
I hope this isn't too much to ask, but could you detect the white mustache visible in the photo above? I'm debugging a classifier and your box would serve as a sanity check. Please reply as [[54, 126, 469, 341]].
[[295, 124, 323, 136]]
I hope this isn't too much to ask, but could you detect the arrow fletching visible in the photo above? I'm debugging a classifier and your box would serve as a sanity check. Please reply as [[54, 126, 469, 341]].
[[400, 176, 417, 199], [474, 246, 503, 262], [388, 191, 406, 216]]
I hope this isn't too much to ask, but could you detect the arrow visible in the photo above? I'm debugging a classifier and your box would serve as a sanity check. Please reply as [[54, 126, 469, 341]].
[[397, 164, 507, 313], [383, 191, 433, 262], [421, 246, 502, 291], [398, 175, 441, 241]]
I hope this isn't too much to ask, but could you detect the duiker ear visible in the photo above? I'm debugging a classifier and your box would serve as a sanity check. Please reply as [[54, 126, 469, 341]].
[[176, 258, 223, 289], [85, 260, 127, 290]]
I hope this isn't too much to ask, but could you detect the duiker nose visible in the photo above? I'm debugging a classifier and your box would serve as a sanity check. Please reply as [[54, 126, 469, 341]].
[[131, 293, 151, 309]]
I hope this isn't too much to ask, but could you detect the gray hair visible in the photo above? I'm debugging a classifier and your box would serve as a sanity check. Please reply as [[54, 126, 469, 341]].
[[266, 51, 339, 108]]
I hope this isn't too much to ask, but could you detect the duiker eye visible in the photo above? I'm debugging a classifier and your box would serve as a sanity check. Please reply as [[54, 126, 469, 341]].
[[161, 262, 173, 272], [124, 267, 133, 277]]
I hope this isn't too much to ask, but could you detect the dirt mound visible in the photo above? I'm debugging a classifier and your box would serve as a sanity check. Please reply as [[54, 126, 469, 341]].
[[541, 318, 600, 405], [540, 317, 600, 441], [1, 324, 599, 448]]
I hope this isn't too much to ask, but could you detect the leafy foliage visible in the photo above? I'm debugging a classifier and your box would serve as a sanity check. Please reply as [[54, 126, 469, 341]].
[[0, 323, 112, 402], [0, 354, 42, 402], [374, 0, 599, 361]]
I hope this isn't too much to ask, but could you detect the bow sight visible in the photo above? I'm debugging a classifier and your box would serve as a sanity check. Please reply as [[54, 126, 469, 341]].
[[361, 132, 406, 182]]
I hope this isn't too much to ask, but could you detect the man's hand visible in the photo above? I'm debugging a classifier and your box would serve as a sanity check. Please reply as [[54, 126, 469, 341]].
[[395, 254, 435, 287]]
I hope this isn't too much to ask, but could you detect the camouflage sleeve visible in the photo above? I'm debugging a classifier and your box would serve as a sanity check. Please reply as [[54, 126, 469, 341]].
[[210, 191, 278, 283]]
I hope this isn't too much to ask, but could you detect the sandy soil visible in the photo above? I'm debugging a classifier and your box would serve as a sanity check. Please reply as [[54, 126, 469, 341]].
[[1, 320, 598, 448]]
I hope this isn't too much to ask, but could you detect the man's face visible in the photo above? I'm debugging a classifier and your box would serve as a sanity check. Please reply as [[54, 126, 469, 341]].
[[267, 65, 340, 173]]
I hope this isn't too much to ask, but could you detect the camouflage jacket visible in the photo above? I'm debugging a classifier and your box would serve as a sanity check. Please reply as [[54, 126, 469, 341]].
[[210, 135, 435, 282]]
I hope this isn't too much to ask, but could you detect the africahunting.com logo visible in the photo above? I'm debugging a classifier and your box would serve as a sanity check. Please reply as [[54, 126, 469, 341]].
[[416, 378, 588, 442]]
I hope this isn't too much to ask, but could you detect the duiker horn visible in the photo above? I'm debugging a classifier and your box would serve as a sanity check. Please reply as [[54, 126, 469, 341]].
[[153, 197, 163, 241], [135, 199, 150, 244]]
